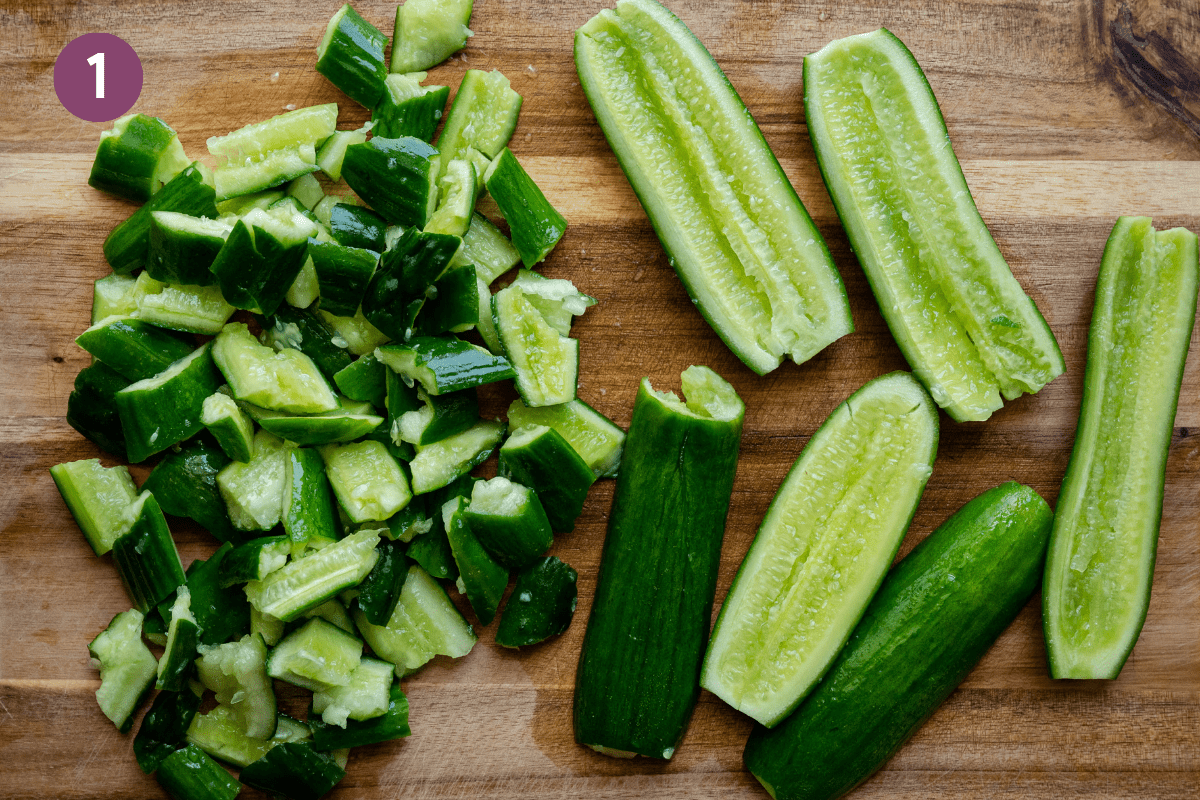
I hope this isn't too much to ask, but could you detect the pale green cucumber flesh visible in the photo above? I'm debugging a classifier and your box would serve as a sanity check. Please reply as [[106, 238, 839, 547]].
[[493, 286, 579, 407], [803, 29, 1064, 421], [1043, 218, 1199, 679], [701, 371, 938, 727], [574, 0, 851, 374]]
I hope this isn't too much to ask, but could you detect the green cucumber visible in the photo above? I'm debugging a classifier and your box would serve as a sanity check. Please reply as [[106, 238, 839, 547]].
[[245, 528, 382, 622], [425, 159, 478, 238], [376, 336, 514, 396], [76, 315, 195, 382], [129, 273, 236, 336], [186, 542, 253, 646], [357, 540, 411, 626], [744, 483, 1054, 800], [287, 173, 325, 210], [575, 0, 851, 374], [311, 656, 395, 727], [372, 73, 450, 142], [455, 212, 521, 283], [495, 556, 578, 648], [212, 145, 318, 202], [217, 189, 285, 217], [104, 163, 217, 275], [499, 424, 595, 533], [267, 617, 362, 692], [116, 344, 222, 462], [333, 353, 387, 408], [492, 282, 579, 406], [804, 29, 1064, 421], [317, 129, 369, 183], [474, 277, 502, 353], [111, 492, 187, 613], [262, 305, 356, 383], [281, 448, 339, 555], [408, 417, 504, 495], [483, 149, 567, 267], [67, 362, 131, 458], [186, 706, 310, 768], [89, 113, 188, 202], [201, 393, 255, 463], [385, 495, 434, 543], [213, 322, 338, 414], [142, 435, 238, 543], [146, 211, 231, 286], [436, 70, 522, 164], [157, 586, 202, 692], [135, 688, 202, 774], [443, 496, 508, 625], [328, 203, 388, 252], [50, 458, 138, 556], [342, 136, 441, 228], [1043, 218, 1198, 679], [208, 104, 339, 164], [194, 633, 277, 740], [509, 270, 597, 334], [156, 744, 242, 800], [362, 227, 462, 339], [216, 429, 289, 532], [506, 398, 625, 479], [316, 4, 388, 108], [317, 308, 391, 356], [702, 371, 938, 727], [239, 741, 345, 800], [88, 609, 158, 732], [249, 401, 384, 447], [309, 239, 378, 317], [463, 476, 553, 571], [352, 564, 476, 675], [210, 207, 317, 315], [309, 678, 410, 749], [92, 273, 139, 323], [394, 386, 479, 446], [218, 536, 290, 587], [319, 440, 412, 523], [574, 366, 744, 759], [391, 0, 473, 73]]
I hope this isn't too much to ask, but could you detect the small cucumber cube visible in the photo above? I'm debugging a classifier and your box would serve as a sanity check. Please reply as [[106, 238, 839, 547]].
[[319, 440, 412, 523]]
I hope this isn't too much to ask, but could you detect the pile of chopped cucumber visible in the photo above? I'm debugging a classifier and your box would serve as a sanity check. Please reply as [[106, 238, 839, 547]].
[[56, 3, 623, 798]]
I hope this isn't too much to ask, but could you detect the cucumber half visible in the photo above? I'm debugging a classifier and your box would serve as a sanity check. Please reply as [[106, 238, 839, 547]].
[[702, 371, 938, 727], [575, 0, 852, 375], [804, 29, 1064, 421], [1043, 218, 1198, 679]]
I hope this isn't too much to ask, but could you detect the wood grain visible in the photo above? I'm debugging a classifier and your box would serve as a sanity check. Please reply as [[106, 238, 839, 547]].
[[1, 0, 1199, 797]]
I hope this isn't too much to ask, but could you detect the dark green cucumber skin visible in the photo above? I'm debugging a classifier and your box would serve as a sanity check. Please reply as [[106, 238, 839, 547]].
[[67, 362, 131, 458], [76, 317, 196, 382], [116, 345, 223, 463], [88, 114, 178, 202], [414, 263, 479, 336], [157, 743, 242, 800], [357, 540, 412, 625], [308, 239, 379, 317], [372, 85, 451, 142], [411, 388, 480, 446], [309, 681, 411, 750], [157, 618, 201, 692], [329, 204, 388, 252], [445, 500, 509, 625], [218, 535, 288, 587], [315, 4, 388, 108], [112, 494, 186, 613], [385, 367, 422, 419], [363, 228, 462, 339], [334, 353, 388, 409], [573, 381, 743, 758], [265, 306, 356, 383], [284, 447, 341, 551], [496, 556, 578, 647], [385, 493, 430, 540], [342, 137, 440, 228], [210, 220, 307, 316], [146, 214, 221, 286], [104, 164, 217, 274], [464, 491, 553, 572], [134, 689, 202, 774], [378, 336, 516, 395], [186, 542, 252, 647], [142, 434, 238, 543], [239, 741, 345, 800], [499, 426, 596, 533], [484, 148, 567, 268], [744, 482, 1053, 800], [406, 476, 475, 580]]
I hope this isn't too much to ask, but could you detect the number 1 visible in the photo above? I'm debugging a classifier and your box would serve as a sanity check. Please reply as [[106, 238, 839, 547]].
[[87, 52, 105, 99]]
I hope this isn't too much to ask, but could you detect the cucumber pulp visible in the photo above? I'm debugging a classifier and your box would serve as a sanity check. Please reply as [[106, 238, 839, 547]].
[[575, 0, 852, 375], [804, 29, 1064, 421], [702, 371, 938, 727], [1043, 218, 1199, 678]]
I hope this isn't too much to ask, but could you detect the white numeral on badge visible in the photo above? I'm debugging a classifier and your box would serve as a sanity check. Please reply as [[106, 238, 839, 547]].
[[87, 52, 105, 99]]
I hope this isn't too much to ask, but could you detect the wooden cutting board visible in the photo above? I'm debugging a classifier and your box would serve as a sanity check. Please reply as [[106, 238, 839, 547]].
[[2, 0, 1198, 797]]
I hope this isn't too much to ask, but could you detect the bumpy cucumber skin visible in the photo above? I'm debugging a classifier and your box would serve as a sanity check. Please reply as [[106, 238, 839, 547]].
[[239, 741, 345, 800], [315, 4, 389, 108], [702, 371, 938, 728], [134, 689, 202, 774], [574, 0, 851, 376], [142, 434, 238, 544], [574, 372, 744, 759], [103, 164, 218, 275], [343, 137, 440, 228], [156, 744, 242, 800], [744, 482, 1053, 800], [1043, 218, 1199, 679], [803, 29, 1064, 421], [496, 556, 578, 647]]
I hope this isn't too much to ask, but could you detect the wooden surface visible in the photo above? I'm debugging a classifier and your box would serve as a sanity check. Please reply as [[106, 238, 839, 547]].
[[2, 0, 1199, 797]]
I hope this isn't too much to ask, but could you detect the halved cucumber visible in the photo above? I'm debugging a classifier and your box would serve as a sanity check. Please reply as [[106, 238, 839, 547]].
[[701, 371, 939, 727], [1043, 218, 1198, 679], [575, 0, 852, 374], [804, 29, 1064, 421]]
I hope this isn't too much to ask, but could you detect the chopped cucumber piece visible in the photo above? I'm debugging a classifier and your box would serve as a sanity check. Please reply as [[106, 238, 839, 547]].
[[333, 353, 387, 407], [216, 429, 289, 531], [146, 211, 232, 286], [373, 73, 450, 142], [343, 136, 441, 228], [395, 386, 479, 446], [216, 189, 285, 217], [116, 344, 223, 462], [436, 69, 521, 163], [156, 743, 242, 800], [92, 273, 139, 323], [213, 322, 338, 414], [511, 270, 596, 334], [76, 315, 196, 382], [474, 277, 502, 352], [328, 203, 387, 252], [493, 282, 580, 406], [507, 398, 625, 478], [201, 392, 255, 462], [213, 144, 319, 202], [316, 127, 370, 182], [208, 104, 339, 164], [88, 609, 157, 732], [187, 707, 310, 769], [104, 163, 217, 275], [143, 436, 238, 544], [287, 173, 324, 210], [317, 308, 391, 356], [130, 273, 236, 335], [195, 633, 277, 739], [496, 556, 578, 647], [111, 491, 187, 612], [186, 542, 253, 647], [375, 336, 515, 396], [414, 263, 479, 336], [316, 4, 389, 108], [67, 362, 131, 458], [283, 447, 340, 555], [89, 113, 188, 202], [424, 158, 478, 237], [499, 424, 595, 532], [219, 536, 291, 587], [158, 586, 201, 691], [310, 679, 410, 750], [263, 305, 356, 383], [357, 541, 411, 625], [50, 458, 138, 556], [311, 656, 394, 727], [362, 227, 462, 338], [391, 0, 473, 73], [453, 212, 521, 283], [309, 239, 378, 317], [211, 206, 318, 315], [465, 476, 553, 571], [484, 149, 567, 267], [267, 617, 363, 691], [319, 440, 412, 523], [135, 687, 202, 774], [239, 741, 345, 800], [245, 528, 382, 622], [443, 496, 507, 624], [409, 418, 505, 495]]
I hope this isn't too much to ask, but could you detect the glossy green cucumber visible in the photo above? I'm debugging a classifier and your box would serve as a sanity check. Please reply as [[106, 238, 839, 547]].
[[129, 273, 235, 336], [492, 282, 579, 407], [185, 542, 253, 647], [103, 163, 217, 275], [804, 29, 1064, 421], [408, 418, 504, 495], [282, 446, 341, 555], [455, 212, 521, 283], [245, 529, 382, 622], [134, 688, 202, 774], [142, 435, 238, 544], [201, 393, 255, 463], [1043, 218, 1198, 679], [239, 741, 345, 800], [575, 0, 851, 374], [361, 227, 462, 339], [89, 609, 158, 732], [310, 678, 410, 749], [328, 203, 388, 252], [425, 159, 479, 238], [744, 483, 1053, 800], [372, 73, 450, 142], [309, 239, 378, 317], [496, 556, 578, 648], [50, 458, 138, 556], [209, 207, 316, 315], [217, 429, 289, 532], [267, 617, 362, 692], [116, 344, 222, 462], [702, 371, 938, 727], [156, 743, 242, 800], [76, 315, 196, 383], [213, 322, 338, 414], [157, 587, 201, 692], [319, 440, 412, 523], [145, 211, 231, 286], [499, 424, 595, 533], [390, 0, 473, 73], [261, 305, 356, 385], [435, 69, 522, 164], [316, 4, 388, 107], [89, 113, 188, 202], [376, 336, 515, 395], [483, 149, 566, 267], [463, 476, 553, 571], [506, 398, 625, 479], [342, 136, 441, 228]]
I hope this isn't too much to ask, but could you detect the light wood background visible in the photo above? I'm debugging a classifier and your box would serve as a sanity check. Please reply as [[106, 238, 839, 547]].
[[2, 0, 1199, 797]]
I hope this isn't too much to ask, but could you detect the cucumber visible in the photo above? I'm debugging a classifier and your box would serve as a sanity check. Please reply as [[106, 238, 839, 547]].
[[319, 440, 412, 523], [804, 29, 1064, 421], [575, 0, 851, 375], [155, 744, 242, 800], [245, 528, 382, 622], [263, 305, 356, 384], [492, 282, 579, 407], [506, 398, 625, 479], [111, 492, 187, 613], [50, 458, 138, 556], [116, 344, 222, 462], [201, 393, 255, 463], [186, 706, 310, 768], [311, 656, 395, 727], [362, 227, 462, 339], [356, 541, 411, 626], [185, 542, 252, 647], [249, 402, 384, 447], [287, 173, 324, 210], [195, 634, 277, 740], [425, 159, 478, 238], [67, 362, 131, 458], [216, 429, 289, 532], [267, 617, 363, 692], [495, 556, 578, 648], [129, 273, 236, 336], [309, 240, 378, 318], [157, 586, 201, 692], [92, 273, 139, 323], [408, 417, 504, 495], [142, 435, 238, 543], [317, 129, 369, 183], [317, 308, 391, 356], [701, 371, 938, 727], [391, 0, 473, 73], [309, 679, 410, 749], [212, 144, 318, 202], [498, 424, 595, 533], [436, 70, 522, 164], [239, 741, 345, 799], [342, 136, 441, 228], [483, 149, 567, 267], [210, 207, 317, 315], [333, 353, 387, 408], [89, 113, 188, 202], [744, 483, 1054, 800], [103, 163, 217, 275], [394, 386, 479, 446], [372, 73, 450, 142], [328, 203, 387, 252], [88, 609, 158, 732], [442, 496, 508, 625], [76, 315, 196, 383], [146, 211, 231, 286], [1043, 218, 1198, 679], [135, 688, 202, 774], [218, 536, 290, 587], [316, 4, 388, 108], [455, 212, 521, 284], [208, 104, 339, 164], [213, 322, 338, 414], [375, 336, 515, 395], [463, 476, 553, 571], [574, 366, 744, 759]]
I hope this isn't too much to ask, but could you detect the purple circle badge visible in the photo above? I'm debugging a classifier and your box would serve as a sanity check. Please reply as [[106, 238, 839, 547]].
[[54, 33, 143, 122]]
